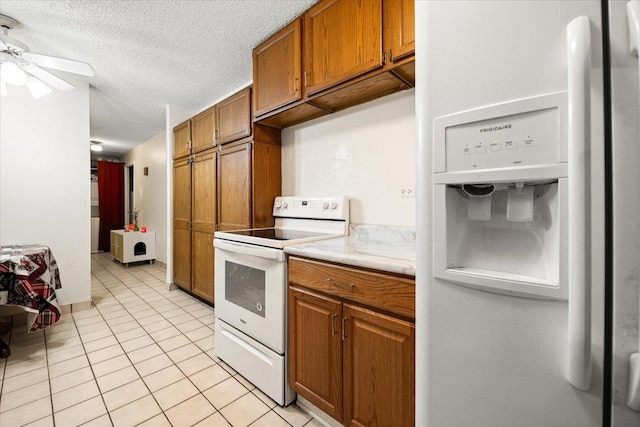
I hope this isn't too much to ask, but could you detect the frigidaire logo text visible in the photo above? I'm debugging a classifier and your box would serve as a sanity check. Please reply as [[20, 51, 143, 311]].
[[479, 124, 512, 133]]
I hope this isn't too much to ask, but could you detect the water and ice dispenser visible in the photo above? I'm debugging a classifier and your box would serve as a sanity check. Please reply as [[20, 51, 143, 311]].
[[433, 92, 569, 299]]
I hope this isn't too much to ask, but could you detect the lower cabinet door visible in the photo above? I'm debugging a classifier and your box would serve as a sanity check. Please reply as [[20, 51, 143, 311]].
[[342, 303, 415, 427], [289, 287, 343, 421], [191, 231, 214, 303], [173, 227, 191, 290]]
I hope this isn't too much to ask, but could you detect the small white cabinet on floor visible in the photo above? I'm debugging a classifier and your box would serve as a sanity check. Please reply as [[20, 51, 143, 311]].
[[110, 230, 156, 266]]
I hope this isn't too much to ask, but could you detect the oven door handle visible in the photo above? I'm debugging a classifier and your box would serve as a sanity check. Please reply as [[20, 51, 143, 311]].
[[214, 239, 286, 262]]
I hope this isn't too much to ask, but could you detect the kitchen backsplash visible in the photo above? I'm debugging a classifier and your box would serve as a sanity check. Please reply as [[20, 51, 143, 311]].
[[281, 89, 416, 227]]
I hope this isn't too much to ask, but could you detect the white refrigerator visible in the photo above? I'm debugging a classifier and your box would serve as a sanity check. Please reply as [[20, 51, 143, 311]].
[[415, 1, 640, 426]]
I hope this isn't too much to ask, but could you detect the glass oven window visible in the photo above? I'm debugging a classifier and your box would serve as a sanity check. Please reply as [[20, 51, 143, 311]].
[[224, 261, 266, 317]]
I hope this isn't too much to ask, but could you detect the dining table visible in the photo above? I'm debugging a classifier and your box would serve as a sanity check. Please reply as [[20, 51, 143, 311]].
[[0, 244, 63, 358]]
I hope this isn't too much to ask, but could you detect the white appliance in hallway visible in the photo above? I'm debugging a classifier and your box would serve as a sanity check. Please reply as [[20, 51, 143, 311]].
[[213, 196, 349, 406], [91, 180, 100, 253], [415, 1, 640, 426]]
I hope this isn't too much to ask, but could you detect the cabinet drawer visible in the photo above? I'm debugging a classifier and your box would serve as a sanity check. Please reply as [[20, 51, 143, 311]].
[[288, 256, 414, 319]]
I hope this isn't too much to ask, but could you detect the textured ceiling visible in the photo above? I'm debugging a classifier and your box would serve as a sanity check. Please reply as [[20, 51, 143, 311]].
[[0, 0, 316, 156]]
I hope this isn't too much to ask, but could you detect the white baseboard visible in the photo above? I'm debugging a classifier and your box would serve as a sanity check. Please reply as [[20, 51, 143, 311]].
[[296, 396, 343, 427]]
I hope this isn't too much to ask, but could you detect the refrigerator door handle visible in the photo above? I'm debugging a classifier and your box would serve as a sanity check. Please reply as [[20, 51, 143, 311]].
[[566, 15, 592, 392], [625, 0, 640, 411]]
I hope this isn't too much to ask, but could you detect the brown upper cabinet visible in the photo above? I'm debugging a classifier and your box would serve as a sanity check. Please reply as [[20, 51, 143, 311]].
[[217, 142, 252, 231], [217, 126, 282, 231], [304, 0, 383, 96], [252, 0, 415, 129], [173, 120, 191, 160], [215, 87, 252, 145], [253, 19, 302, 117], [191, 106, 217, 154], [384, 0, 415, 63], [173, 106, 216, 160]]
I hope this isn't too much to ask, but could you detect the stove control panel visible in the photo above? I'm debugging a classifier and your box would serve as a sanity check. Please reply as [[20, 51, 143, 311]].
[[273, 196, 349, 220]]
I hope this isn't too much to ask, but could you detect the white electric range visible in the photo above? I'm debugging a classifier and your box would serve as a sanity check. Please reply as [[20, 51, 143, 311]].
[[213, 196, 349, 406]]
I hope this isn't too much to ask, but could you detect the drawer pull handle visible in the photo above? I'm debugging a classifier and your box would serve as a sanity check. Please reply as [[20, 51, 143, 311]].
[[325, 278, 355, 289], [332, 313, 338, 336], [342, 317, 347, 341]]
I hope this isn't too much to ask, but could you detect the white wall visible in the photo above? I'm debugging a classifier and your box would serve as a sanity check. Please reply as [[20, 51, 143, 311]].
[[281, 89, 416, 226], [124, 131, 168, 264], [0, 78, 91, 305]]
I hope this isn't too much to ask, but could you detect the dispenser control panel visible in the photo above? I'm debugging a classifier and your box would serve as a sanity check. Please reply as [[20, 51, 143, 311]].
[[434, 92, 567, 173], [432, 93, 568, 300]]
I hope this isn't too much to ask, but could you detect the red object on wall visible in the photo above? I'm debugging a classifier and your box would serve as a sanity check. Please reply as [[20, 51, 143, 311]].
[[97, 161, 125, 252]]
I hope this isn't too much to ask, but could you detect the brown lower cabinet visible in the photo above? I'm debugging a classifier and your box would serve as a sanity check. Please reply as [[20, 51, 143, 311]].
[[288, 257, 415, 427], [191, 230, 214, 301]]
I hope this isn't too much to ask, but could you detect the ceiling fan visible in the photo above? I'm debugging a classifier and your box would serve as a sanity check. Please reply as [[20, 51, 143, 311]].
[[0, 14, 94, 98]]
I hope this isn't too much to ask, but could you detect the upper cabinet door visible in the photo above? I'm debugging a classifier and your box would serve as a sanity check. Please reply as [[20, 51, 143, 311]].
[[384, 0, 415, 63], [191, 107, 216, 153], [217, 142, 252, 231], [173, 120, 191, 159], [173, 157, 192, 230], [215, 87, 252, 145], [304, 0, 383, 96], [191, 149, 217, 233], [253, 19, 302, 117]]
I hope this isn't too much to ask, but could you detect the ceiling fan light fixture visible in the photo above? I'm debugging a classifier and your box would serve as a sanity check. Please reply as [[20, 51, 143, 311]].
[[1, 61, 27, 86], [1, 14, 93, 99], [25, 76, 52, 99]]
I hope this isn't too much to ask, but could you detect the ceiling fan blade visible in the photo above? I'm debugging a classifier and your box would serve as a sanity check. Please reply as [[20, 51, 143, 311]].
[[23, 65, 75, 91], [25, 52, 94, 77], [0, 38, 7, 51]]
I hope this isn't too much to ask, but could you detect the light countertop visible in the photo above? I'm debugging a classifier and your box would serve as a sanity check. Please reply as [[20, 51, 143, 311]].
[[284, 224, 416, 276]]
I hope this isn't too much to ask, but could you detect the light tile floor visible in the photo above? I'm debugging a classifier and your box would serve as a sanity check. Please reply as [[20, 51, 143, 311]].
[[0, 253, 323, 427]]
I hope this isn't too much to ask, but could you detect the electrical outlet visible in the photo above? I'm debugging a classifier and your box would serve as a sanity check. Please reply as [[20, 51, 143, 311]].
[[399, 185, 415, 198]]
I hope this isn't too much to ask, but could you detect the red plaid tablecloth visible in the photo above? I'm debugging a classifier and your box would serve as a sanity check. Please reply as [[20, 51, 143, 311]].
[[0, 245, 62, 332]]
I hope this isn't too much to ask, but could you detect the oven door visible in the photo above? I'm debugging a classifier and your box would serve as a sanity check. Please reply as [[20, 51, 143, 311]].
[[214, 238, 286, 354]]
